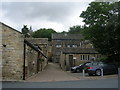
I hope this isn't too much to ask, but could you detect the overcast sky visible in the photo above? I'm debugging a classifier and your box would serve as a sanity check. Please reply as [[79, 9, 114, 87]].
[[1, 1, 94, 32]]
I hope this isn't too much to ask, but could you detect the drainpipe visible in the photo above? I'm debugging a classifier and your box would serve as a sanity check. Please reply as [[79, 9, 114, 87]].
[[23, 42, 26, 80]]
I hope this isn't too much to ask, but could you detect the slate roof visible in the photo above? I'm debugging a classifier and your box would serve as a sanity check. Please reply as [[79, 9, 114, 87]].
[[62, 48, 99, 54], [52, 34, 83, 40]]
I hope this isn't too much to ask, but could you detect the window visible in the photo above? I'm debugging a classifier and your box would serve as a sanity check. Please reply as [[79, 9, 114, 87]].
[[83, 55, 85, 60], [87, 55, 90, 60], [72, 45, 77, 48], [67, 45, 70, 48], [56, 45, 62, 48], [80, 55, 90, 60], [85, 62, 92, 66], [80, 55, 83, 60], [80, 55, 85, 60]]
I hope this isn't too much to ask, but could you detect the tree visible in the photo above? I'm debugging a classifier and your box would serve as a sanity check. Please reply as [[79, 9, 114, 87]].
[[32, 28, 57, 41], [68, 25, 83, 34], [80, 2, 120, 64]]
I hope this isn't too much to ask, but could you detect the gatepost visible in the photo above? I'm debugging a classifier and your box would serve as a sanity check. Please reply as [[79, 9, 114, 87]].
[[101, 68, 103, 76], [83, 69, 85, 77]]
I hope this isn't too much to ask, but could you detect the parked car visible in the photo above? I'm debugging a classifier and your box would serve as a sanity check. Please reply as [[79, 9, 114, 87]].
[[85, 61, 118, 76], [71, 62, 92, 73]]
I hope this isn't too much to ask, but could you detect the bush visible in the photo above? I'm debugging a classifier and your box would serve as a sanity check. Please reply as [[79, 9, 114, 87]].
[[96, 57, 109, 63]]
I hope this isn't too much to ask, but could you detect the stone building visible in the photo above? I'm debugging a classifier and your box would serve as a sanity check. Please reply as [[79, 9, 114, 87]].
[[24, 40, 47, 79], [26, 38, 48, 71], [1, 22, 48, 81], [47, 41, 53, 62], [52, 34, 83, 63], [52, 34, 102, 70], [26, 38, 48, 56], [60, 48, 101, 70], [0, 23, 2, 80], [1, 22, 24, 80]]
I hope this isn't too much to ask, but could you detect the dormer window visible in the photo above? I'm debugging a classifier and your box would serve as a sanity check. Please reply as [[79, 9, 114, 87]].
[[67, 45, 70, 48]]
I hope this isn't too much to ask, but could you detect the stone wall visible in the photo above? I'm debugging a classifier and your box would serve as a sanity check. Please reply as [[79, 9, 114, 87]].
[[1, 22, 48, 81], [0, 23, 2, 80], [25, 44, 38, 78], [26, 38, 48, 70], [26, 38, 48, 56], [2, 23, 24, 80]]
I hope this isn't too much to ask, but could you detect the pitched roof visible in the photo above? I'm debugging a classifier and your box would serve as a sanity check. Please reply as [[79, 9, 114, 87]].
[[52, 34, 83, 40], [0, 22, 22, 34], [62, 48, 99, 54]]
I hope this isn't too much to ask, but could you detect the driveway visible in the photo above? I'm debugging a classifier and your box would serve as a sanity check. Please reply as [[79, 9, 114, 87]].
[[25, 63, 118, 82], [25, 63, 79, 82]]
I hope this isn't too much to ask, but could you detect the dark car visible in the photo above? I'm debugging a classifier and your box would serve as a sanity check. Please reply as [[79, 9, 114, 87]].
[[71, 62, 91, 73], [85, 61, 118, 76]]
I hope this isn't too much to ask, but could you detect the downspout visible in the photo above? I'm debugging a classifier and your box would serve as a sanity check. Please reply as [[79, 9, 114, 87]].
[[23, 42, 26, 80]]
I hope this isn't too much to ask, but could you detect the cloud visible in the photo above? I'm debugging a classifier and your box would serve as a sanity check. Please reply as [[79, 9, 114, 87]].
[[1, 2, 89, 32]]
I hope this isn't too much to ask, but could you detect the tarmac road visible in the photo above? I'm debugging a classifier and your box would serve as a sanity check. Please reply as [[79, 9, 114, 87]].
[[2, 78, 118, 88]]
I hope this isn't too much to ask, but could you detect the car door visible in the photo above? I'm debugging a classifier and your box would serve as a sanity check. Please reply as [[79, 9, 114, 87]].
[[108, 64, 117, 74], [102, 64, 111, 74], [103, 64, 115, 74]]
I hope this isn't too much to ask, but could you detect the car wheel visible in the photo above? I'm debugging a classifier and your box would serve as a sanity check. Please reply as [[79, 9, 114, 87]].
[[95, 69, 101, 76], [76, 69, 80, 73]]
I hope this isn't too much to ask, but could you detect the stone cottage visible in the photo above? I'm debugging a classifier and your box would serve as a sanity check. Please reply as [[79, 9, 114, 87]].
[[60, 48, 101, 70], [1, 22, 48, 81], [52, 34, 83, 63], [1, 22, 24, 80], [52, 34, 102, 70]]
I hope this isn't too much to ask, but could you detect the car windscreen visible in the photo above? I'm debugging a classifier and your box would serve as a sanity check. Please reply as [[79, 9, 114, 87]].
[[85, 62, 92, 66]]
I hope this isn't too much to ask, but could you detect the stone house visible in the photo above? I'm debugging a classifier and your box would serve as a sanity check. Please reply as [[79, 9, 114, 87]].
[[52, 34, 102, 70], [52, 34, 83, 63], [1, 22, 48, 81], [60, 48, 101, 70], [1, 22, 24, 80]]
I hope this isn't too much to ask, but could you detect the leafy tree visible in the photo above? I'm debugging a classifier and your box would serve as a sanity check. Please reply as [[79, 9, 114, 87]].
[[32, 28, 57, 41], [68, 25, 83, 34], [80, 2, 120, 64]]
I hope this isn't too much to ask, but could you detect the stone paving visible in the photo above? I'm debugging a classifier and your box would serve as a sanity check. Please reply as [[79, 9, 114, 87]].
[[25, 63, 118, 82]]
